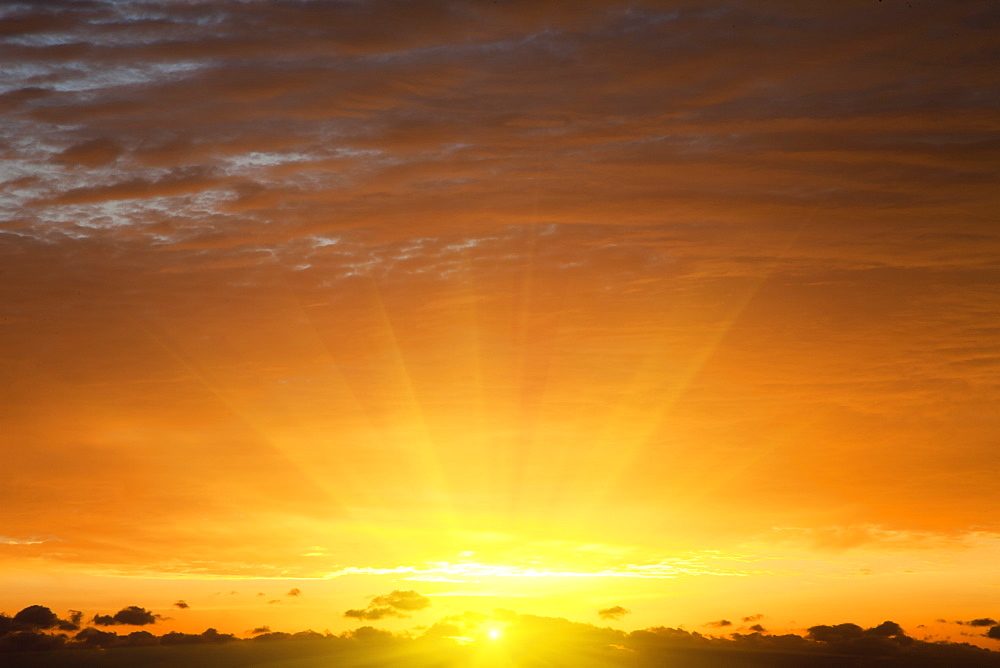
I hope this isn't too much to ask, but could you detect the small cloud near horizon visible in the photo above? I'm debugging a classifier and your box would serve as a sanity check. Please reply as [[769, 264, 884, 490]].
[[91, 606, 159, 627], [598, 606, 630, 621], [344, 590, 431, 621]]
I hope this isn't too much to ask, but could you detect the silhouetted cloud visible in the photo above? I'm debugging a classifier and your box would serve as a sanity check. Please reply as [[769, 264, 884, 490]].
[[91, 606, 158, 626], [344, 607, 396, 621], [597, 606, 630, 620], [3, 602, 1000, 665], [807, 622, 864, 642], [743, 614, 764, 622], [75, 628, 118, 648], [371, 590, 430, 611], [286, 588, 301, 597], [55, 618, 79, 632], [705, 619, 732, 628], [12, 606, 58, 629], [966, 618, 999, 627], [173, 600, 190, 609], [749, 623, 767, 632], [869, 621, 906, 637], [989, 625, 1000, 640], [344, 590, 431, 621]]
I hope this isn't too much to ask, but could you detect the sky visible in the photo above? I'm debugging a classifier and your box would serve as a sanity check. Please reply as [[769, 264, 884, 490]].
[[1, 0, 999, 654]]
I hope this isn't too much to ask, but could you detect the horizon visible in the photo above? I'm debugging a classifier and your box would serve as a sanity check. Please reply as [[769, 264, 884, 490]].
[[2, 599, 1000, 667]]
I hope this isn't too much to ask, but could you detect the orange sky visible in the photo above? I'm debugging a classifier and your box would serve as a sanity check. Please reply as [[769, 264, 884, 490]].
[[1, 0, 999, 648]]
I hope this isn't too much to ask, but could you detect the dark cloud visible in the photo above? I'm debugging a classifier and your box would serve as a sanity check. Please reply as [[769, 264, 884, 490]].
[[868, 621, 906, 637], [806, 622, 864, 642], [989, 626, 1000, 641], [91, 606, 159, 626], [967, 618, 998, 627], [74, 627, 118, 648], [123, 630, 158, 647], [743, 614, 764, 622], [55, 618, 80, 632], [344, 606, 396, 621], [597, 605, 630, 620], [370, 590, 430, 612], [749, 624, 767, 632], [344, 590, 431, 621], [286, 588, 301, 597], [3, 603, 1000, 665], [12, 605, 58, 629], [173, 600, 190, 609], [10, 606, 81, 632], [0, 630, 66, 652], [704, 619, 732, 628]]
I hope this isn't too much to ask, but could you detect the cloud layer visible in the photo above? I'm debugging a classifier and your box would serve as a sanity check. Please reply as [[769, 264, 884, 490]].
[[4, 602, 1000, 666]]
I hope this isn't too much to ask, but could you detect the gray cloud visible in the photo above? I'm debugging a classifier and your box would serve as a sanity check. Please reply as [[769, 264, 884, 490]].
[[91, 606, 159, 627], [597, 606, 630, 620], [344, 590, 431, 621]]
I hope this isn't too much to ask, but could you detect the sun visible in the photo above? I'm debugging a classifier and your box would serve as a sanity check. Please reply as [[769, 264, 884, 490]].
[[487, 628, 502, 641]]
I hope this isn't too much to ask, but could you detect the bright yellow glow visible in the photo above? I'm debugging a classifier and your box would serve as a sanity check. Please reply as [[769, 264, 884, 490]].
[[487, 628, 502, 640]]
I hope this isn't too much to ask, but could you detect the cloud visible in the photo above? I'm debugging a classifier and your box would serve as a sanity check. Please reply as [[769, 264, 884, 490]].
[[868, 621, 906, 637], [173, 601, 189, 609], [966, 618, 998, 627], [597, 606, 630, 620], [344, 590, 431, 621], [56, 610, 83, 631], [3, 602, 1000, 664], [344, 607, 397, 621], [743, 614, 764, 622], [370, 590, 430, 612], [988, 626, 1000, 640], [704, 619, 732, 628], [91, 606, 158, 626], [749, 624, 766, 632], [286, 588, 301, 597], [806, 623, 864, 642], [12, 606, 58, 629]]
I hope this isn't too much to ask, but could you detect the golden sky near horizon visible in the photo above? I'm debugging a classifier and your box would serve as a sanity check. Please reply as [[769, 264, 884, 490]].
[[1, 0, 999, 645]]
